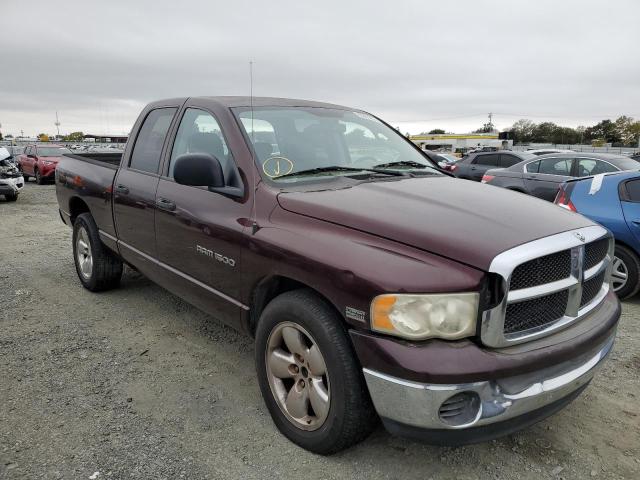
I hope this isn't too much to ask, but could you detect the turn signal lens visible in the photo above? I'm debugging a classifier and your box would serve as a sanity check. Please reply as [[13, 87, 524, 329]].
[[371, 293, 479, 340]]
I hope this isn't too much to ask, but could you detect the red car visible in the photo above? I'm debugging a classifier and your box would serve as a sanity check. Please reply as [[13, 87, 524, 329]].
[[19, 144, 72, 184]]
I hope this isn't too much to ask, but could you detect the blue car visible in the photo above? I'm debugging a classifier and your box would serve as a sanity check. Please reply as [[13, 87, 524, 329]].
[[555, 170, 640, 299]]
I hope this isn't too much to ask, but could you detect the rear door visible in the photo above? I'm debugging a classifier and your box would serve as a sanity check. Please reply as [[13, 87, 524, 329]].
[[113, 106, 178, 264], [468, 153, 499, 181], [523, 156, 573, 201]]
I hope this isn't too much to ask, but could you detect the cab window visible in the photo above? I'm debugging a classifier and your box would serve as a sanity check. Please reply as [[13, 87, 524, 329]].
[[169, 108, 232, 178], [129, 107, 177, 174]]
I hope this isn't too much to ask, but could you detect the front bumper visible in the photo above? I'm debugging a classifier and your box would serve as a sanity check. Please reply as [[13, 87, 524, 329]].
[[363, 333, 613, 444], [352, 289, 620, 445], [0, 176, 24, 194]]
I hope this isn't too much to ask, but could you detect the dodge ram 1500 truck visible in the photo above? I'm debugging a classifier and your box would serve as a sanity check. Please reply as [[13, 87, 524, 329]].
[[56, 97, 620, 454]]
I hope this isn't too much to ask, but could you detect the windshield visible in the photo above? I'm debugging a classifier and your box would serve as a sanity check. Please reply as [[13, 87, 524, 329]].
[[233, 106, 440, 182], [38, 147, 71, 156]]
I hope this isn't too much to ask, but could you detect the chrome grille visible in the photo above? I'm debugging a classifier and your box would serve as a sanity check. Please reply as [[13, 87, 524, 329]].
[[581, 271, 606, 307], [584, 238, 609, 271], [509, 250, 572, 290], [504, 290, 569, 334], [481, 226, 612, 348]]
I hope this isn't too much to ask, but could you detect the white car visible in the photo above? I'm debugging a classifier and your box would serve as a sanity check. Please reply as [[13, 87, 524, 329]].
[[0, 147, 25, 201]]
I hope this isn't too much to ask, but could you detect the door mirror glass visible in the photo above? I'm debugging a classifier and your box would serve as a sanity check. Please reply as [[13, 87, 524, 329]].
[[173, 153, 225, 188]]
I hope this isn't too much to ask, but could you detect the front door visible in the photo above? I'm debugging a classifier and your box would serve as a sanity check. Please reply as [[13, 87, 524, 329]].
[[113, 106, 178, 265], [154, 107, 250, 326]]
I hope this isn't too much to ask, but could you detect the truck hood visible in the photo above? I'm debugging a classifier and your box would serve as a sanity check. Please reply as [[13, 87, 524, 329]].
[[277, 176, 594, 270]]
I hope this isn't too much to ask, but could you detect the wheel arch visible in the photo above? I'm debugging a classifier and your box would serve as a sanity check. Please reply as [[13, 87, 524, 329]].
[[247, 275, 343, 336], [68, 196, 91, 225]]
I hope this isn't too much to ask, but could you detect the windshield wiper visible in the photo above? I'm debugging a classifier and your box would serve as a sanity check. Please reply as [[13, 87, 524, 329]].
[[273, 165, 405, 180], [373, 160, 430, 169]]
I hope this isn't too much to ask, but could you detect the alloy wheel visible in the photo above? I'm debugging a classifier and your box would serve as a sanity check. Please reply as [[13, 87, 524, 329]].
[[76, 227, 93, 280], [611, 255, 628, 292], [265, 322, 330, 431]]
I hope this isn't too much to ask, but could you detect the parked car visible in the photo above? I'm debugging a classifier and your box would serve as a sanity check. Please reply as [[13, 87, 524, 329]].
[[18, 144, 72, 184], [482, 153, 640, 201], [526, 148, 574, 156], [555, 171, 640, 299], [0, 147, 24, 201], [3, 145, 25, 165], [56, 96, 619, 453], [433, 153, 459, 170], [451, 150, 536, 181]]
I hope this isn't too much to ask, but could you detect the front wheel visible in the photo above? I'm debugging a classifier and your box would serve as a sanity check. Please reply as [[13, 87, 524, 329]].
[[612, 244, 640, 299], [255, 289, 377, 454], [35, 168, 44, 185], [5, 193, 18, 202], [72, 213, 123, 292]]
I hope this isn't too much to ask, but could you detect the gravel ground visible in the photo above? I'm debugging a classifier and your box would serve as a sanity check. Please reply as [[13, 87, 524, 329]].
[[1, 182, 639, 480]]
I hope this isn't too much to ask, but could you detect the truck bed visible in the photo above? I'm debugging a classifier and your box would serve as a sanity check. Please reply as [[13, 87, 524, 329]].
[[63, 152, 122, 169], [56, 153, 120, 239]]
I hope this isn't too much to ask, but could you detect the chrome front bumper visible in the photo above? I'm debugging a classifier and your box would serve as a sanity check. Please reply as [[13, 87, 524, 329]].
[[363, 334, 614, 432]]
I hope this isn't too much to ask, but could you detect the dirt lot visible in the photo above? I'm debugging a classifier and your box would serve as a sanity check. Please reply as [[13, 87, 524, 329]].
[[1, 183, 639, 480]]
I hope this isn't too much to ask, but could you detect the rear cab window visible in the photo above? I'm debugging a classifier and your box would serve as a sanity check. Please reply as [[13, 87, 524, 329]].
[[129, 107, 177, 174]]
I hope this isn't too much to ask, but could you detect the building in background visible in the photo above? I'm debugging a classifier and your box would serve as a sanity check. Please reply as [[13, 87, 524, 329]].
[[410, 133, 513, 153]]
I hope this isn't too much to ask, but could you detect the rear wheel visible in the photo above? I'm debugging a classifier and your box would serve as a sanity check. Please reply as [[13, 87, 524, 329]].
[[612, 244, 640, 300], [72, 213, 123, 292], [255, 289, 377, 454]]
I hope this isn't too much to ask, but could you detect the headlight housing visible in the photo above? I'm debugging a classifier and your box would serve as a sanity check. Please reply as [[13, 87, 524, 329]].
[[370, 293, 479, 340]]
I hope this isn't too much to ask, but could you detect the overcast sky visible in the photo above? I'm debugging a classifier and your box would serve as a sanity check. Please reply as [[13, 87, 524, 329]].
[[1, 0, 639, 137]]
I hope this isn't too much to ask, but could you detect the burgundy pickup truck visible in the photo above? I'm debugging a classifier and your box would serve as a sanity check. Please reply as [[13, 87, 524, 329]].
[[56, 97, 620, 454]]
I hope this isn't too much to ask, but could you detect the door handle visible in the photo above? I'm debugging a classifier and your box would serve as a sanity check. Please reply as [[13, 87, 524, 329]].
[[115, 184, 129, 194], [156, 197, 176, 211], [632, 220, 640, 226]]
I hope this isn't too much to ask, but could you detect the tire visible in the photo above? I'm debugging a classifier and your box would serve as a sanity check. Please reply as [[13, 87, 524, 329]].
[[612, 244, 640, 300], [255, 289, 377, 454], [35, 168, 44, 185], [5, 193, 18, 202], [72, 213, 123, 292]]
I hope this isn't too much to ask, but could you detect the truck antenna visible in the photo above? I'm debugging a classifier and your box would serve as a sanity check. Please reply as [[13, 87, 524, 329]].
[[249, 60, 258, 234]]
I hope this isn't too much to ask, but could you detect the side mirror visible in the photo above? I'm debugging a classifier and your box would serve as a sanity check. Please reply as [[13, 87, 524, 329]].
[[173, 153, 225, 188]]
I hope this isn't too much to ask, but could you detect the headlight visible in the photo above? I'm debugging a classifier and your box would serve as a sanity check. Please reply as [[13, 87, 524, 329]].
[[371, 293, 479, 340], [43, 160, 55, 165]]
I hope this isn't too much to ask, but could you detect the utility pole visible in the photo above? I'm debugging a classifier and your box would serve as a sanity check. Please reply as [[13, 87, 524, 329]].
[[55, 111, 61, 137]]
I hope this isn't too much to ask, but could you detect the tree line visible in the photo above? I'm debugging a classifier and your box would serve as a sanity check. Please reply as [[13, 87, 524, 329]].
[[422, 116, 640, 147], [507, 117, 640, 146]]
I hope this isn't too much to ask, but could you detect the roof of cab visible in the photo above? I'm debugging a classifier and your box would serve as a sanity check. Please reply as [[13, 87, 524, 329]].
[[148, 96, 356, 111]]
